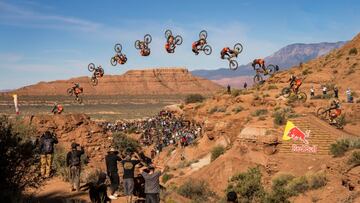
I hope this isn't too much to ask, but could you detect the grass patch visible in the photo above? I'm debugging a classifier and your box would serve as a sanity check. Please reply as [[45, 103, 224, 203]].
[[251, 109, 268, 117], [302, 69, 313, 75], [177, 179, 215, 202], [112, 132, 140, 154], [348, 151, 360, 166], [208, 106, 226, 114], [349, 48, 358, 55], [185, 94, 205, 104], [268, 85, 278, 90], [232, 106, 244, 114], [330, 138, 360, 157], [273, 110, 287, 125], [162, 173, 174, 184], [231, 89, 241, 97], [211, 145, 226, 162]]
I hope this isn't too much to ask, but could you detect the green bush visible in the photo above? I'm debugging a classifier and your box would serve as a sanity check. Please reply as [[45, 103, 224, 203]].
[[53, 146, 70, 181], [112, 132, 140, 154], [273, 111, 287, 125], [252, 109, 268, 117], [211, 145, 225, 162], [348, 151, 360, 166], [302, 69, 313, 75], [177, 179, 215, 202], [226, 167, 265, 202], [0, 116, 41, 202], [307, 172, 327, 190], [330, 139, 350, 157], [287, 176, 309, 195], [349, 48, 358, 55], [268, 85, 278, 90], [231, 89, 241, 97], [162, 173, 174, 183], [185, 94, 205, 104], [232, 106, 244, 114], [208, 106, 218, 114]]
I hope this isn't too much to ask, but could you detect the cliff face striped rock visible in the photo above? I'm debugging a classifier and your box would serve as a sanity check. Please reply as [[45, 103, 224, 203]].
[[10, 68, 223, 96]]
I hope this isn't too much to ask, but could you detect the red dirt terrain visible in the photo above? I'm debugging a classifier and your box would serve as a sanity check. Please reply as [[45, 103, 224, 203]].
[[7, 68, 222, 96], [27, 33, 360, 202]]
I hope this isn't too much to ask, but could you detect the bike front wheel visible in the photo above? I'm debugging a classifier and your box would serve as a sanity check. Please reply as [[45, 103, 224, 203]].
[[165, 29, 172, 39], [67, 88, 73, 96], [233, 43, 243, 54], [88, 63, 95, 72], [144, 34, 152, 44], [316, 107, 329, 120], [203, 45, 212, 55], [175, 35, 183, 45], [91, 77, 98, 86], [114, 43, 122, 53], [135, 40, 141, 49], [199, 30, 207, 39], [267, 64, 276, 75], [229, 60, 238, 70]]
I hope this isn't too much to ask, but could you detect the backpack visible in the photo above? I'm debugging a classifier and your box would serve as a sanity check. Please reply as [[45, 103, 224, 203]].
[[70, 151, 81, 166], [43, 138, 53, 154]]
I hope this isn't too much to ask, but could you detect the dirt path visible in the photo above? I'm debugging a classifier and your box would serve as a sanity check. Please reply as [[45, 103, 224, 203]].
[[31, 177, 133, 203]]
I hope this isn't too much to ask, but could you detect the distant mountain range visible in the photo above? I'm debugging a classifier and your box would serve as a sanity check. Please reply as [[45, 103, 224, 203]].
[[191, 41, 346, 80]]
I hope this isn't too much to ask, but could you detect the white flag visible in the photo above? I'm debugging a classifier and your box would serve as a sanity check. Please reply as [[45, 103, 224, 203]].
[[13, 94, 19, 115]]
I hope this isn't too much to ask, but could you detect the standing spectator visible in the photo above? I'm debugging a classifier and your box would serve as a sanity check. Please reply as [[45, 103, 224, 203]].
[[322, 86, 327, 96], [227, 85, 231, 94], [141, 165, 165, 203], [80, 172, 111, 203], [121, 153, 141, 203], [333, 86, 339, 98], [66, 142, 85, 192], [39, 131, 58, 178], [243, 82, 248, 89], [346, 88, 353, 103], [310, 86, 315, 97], [105, 148, 122, 200]]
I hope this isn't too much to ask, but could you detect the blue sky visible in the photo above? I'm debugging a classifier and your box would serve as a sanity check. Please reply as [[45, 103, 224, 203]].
[[0, 0, 359, 89]]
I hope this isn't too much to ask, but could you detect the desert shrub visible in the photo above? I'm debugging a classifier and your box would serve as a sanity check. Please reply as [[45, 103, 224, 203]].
[[226, 167, 265, 202], [177, 179, 215, 202], [348, 151, 360, 166], [208, 106, 218, 114], [265, 174, 295, 203], [263, 93, 270, 98], [347, 68, 355, 75], [217, 107, 227, 112], [113, 132, 140, 154], [53, 146, 70, 181], [287, 176, 309, 195], [231, 89, 241, 97], [252, 109, 268, 117], [307, 172, 327, 189], [330, 139, 350, 157], [337, 115, 348, 127], [302, 69, 312, 75], [211, 145, 225, 162], [232, 106, 244, 113], [273, 110, 287, 125], [185, 94, 205, 104], [162, 173, 174, 183], [253, 93, 261, 101], [268, 84, 278, 90], [349, 48, 358, 55], [258, 116, 266, 121], [0, 116, 41, 202]]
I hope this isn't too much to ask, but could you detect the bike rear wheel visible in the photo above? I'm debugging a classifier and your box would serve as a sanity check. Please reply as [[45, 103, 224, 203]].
[[88, 63, 95, 72], [135, 40, 141, 49], [281, 87, 291, 98], [67, 88, 73, 96], [175, 35, 183, 45], [203, 45, 212, 55], [76, 97, 83, 104], [297, 92, 307, 103], [253, 74, 263, 84], [110, 57, 117, 66], [267, 64, 276, 75], [165, 29, 172, 39], [316, 107, 329, 120], [114, 43, 122, 53], [233, 43, 243, 54], [229, 60, 238, 70], [144, 34, 152, 44], [199, 30, 207, 39]]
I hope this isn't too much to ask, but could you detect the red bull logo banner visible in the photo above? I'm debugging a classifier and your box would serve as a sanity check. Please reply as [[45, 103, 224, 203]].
[[282, 121, 317, 153]]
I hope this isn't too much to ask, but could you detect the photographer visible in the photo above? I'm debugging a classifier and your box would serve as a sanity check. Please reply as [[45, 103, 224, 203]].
[[39, 130, 58, 178], [66, 142, 84, 192]]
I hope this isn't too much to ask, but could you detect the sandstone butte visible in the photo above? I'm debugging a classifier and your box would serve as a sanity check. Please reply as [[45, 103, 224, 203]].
[[9, 68, 223, 96]]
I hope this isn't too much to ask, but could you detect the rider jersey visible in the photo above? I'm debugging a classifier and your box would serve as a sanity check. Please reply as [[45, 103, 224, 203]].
[[165, 43, 171, 50], [192, 41, 199, 49], [295, 79, 302, 86], [57, 105, 63, 112], [254, 59, 265, 65]]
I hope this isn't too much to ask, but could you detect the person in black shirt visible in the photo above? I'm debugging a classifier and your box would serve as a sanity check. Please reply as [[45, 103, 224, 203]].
[[66, 142, 85, 191], [121, 153, 141, 203], [39, 131, 58, 178], [105, 148, 122, 200]]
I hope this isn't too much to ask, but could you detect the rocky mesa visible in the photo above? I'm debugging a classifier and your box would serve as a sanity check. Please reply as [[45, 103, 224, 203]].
[[10, 68, 223, 96]]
